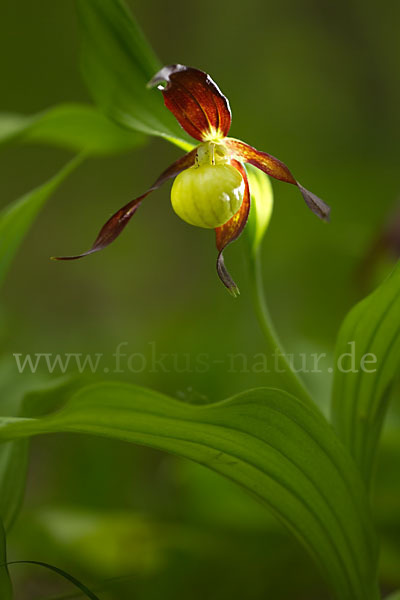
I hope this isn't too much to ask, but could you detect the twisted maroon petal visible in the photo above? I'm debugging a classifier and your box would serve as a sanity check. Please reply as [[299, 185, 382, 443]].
[[148, 64, 231, 142], [225, 138, 330, 221], [53, 148, 197, 260], [215, 160, 251, 297]]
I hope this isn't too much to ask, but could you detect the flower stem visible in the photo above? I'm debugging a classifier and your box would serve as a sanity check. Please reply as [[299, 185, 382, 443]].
[[247, 251, 313, 404]]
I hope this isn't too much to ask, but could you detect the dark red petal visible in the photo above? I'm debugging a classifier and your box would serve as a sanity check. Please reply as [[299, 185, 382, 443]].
[[215, 160, 251, 297], [225, 138, 330, 221], [148, 64, 231, 142], [53, 148, 197, 260]]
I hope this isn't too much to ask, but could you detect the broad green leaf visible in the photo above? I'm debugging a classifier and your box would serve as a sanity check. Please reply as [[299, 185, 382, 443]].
[[0, 383, 379, 599], [0, 364, 80, 532], [76, 0, 192, 150], [246, 164, 274, 257], [331, 260, 400, 484], [0, 442, 28, 532], [0, 359, 39, 532], [0, 155, 84, 288], [0, 104, 145, 155], [385, 593, 400, 600], [0, 522, 12, 599], [0, 114, 29, 142]]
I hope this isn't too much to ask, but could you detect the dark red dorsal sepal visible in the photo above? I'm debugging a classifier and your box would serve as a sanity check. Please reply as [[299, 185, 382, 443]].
[[149, 64, 232, 142]]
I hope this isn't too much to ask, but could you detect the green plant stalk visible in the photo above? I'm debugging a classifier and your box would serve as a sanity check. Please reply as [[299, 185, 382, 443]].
[[248, 250, 382, 599], [248, 249, 313, 405]]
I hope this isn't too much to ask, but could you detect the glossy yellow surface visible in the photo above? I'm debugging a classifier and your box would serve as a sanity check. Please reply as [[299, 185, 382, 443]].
[[171, 163, 244, 228]]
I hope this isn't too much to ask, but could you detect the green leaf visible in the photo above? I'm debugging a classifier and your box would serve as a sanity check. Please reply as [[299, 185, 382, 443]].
[[0, 359, 38, 533], [0, 522, 12, 599], [245, 164, 274, 257], [0, 155, 84, 288], [331, 260, 400, 484], [0, 442, 29, 532], [76, 0, 192, 150], [0, 114, 30, 142], [0, 104, 145, 155], [0, 365, 80, 532], [0, 383, 379, 599], [385, 593, 400, 600]]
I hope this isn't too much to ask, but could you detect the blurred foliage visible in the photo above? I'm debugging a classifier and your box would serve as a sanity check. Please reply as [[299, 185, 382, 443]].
[[0, 0, 399, 598]]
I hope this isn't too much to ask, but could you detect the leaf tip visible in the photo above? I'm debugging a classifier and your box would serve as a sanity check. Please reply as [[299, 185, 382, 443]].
[[228, 284, 240, 298]]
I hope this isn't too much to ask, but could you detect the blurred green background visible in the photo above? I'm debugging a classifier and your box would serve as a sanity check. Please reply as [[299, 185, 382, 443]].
[[1, 0, 399, 597]]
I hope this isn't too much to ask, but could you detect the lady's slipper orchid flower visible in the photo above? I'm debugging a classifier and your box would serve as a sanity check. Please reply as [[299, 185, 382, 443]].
[[55, 64, 330, 296]]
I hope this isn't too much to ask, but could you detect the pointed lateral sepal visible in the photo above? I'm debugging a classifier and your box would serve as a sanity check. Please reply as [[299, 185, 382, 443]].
[[148, 64, 231, 142], [53, 148, 197, 260], [225, 138, 330, 221], [215, 160, 251, 296]]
